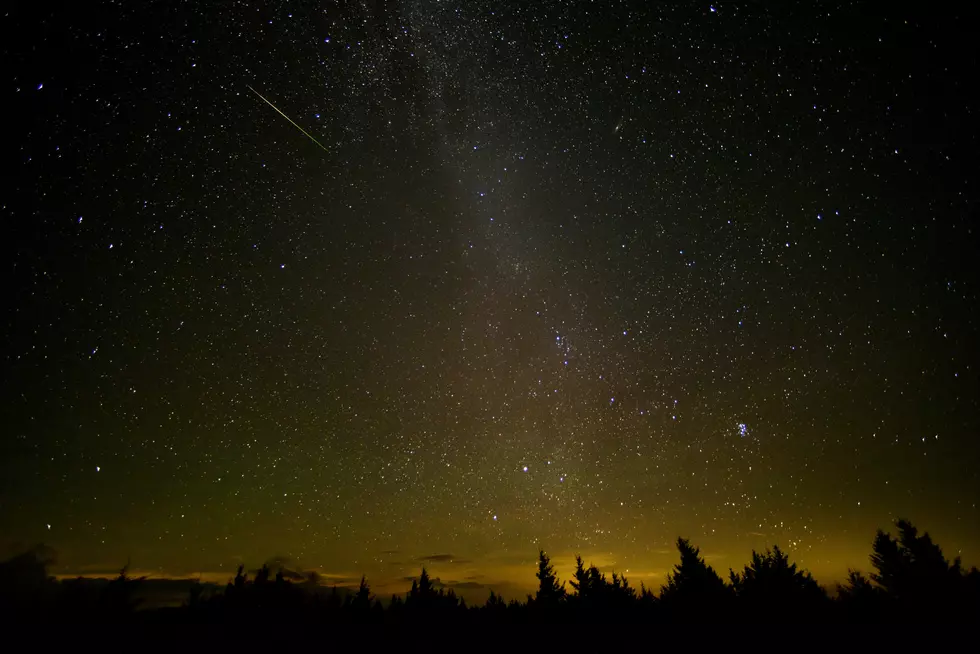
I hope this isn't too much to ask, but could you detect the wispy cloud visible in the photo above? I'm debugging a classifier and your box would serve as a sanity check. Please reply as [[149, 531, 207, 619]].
[[450, 580, 487, 590], [417, 553, 470, 564]]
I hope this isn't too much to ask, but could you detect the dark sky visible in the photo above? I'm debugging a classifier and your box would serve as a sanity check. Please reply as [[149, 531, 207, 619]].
[[2, 1, 978, 597]]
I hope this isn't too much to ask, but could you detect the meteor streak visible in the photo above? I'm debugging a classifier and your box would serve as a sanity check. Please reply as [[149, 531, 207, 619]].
[[246, 84, 329, 153]]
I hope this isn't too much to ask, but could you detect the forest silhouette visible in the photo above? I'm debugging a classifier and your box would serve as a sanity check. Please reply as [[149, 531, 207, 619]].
[[2, 519, 977, 626]]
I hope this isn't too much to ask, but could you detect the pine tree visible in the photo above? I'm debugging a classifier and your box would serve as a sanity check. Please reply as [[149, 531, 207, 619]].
[[638, 582, 657, 609], [660, 537, 731, 619], [255, 563, 271, 586], [486, 589, 507, 611], [569, 555, 589, 596], [418, 567, 434, 597], [610, 571, 636, 603], [407, 567, 439, 612], [351, 575, 372, 611], [534, 550, 566, 607], [837, 569, 882, 620], [388, 593, 404, 619], [730, 545, 826, 616], [865, 518, 971, 618]]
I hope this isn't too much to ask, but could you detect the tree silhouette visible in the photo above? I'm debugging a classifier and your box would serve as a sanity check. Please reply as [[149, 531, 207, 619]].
[[569, 556, 591, 598], [350, 575, 372, 612], [407, 566, 438, 611], [403, 566, 465, 616], [0, 545, 57, 618], [569, 555, 607, 611], [418, 567, 434, 596], [837, 569, 884, 620], [849, 518, 980, 619], [532, 550, 565, 609], [567, 555, 639, 618], [659, 537, 731, 620], [609, 571, 637, 609], [89, 563, 147, 620], [729, 545, 827, 618], [638, 582, 657, 610], [1, 519, 976, 625], [254, 563, 271, 586], [485, 589, 506, 611]]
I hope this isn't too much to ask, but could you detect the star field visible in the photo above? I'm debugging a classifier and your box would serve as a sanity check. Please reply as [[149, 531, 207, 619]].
[[2, 2, 978, 596]]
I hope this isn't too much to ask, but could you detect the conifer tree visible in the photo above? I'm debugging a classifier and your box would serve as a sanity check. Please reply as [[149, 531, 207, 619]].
[[660, 537, 731, 618], [730, 545, 826, 616], [351, 575, 372, 611], [534, 550, 566, 607]]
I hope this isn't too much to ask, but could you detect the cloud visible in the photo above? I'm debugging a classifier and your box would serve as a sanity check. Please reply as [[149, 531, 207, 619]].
[[320, 575, 363, 586], [278, 568, 307, 581], [417, 553, 470, 564], [451, 581, 487, 589]]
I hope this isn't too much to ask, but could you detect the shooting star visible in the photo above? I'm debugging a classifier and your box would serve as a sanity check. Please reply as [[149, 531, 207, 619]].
[[246, 84, 329, 153]]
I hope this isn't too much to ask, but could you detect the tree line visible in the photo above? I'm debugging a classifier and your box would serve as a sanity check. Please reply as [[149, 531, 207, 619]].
[[1, 519, 977, 624]]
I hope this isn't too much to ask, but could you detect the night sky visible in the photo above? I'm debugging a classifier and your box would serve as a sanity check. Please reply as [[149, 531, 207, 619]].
[[3, 2, 978, 598]]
